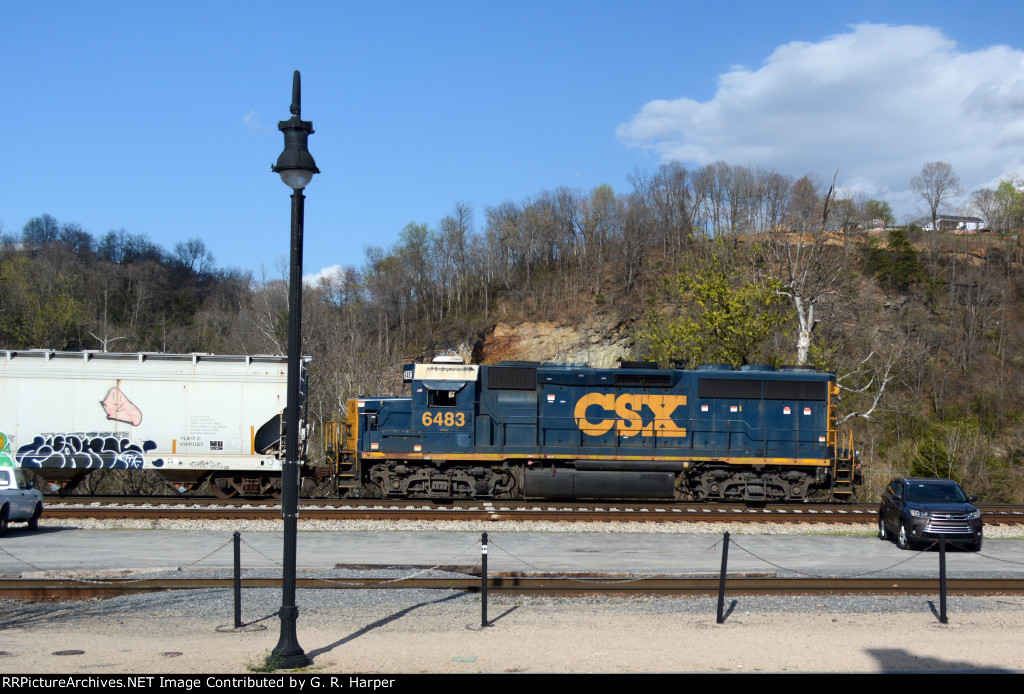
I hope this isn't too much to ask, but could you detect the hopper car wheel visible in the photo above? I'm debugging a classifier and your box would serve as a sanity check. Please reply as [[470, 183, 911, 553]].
[[0, 506, 8, 537], [210, 478, 239, 499]]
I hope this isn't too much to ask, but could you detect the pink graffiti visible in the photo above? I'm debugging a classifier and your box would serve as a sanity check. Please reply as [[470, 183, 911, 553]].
[[101, 387, 143, 426]]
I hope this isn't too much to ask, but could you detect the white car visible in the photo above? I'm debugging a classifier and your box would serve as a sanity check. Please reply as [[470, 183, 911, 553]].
[[0, 467, 43, 535]]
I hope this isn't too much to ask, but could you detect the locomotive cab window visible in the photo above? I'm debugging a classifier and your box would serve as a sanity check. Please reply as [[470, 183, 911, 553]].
[[429, 390, 458, 408], [423, 380, 466, 407]]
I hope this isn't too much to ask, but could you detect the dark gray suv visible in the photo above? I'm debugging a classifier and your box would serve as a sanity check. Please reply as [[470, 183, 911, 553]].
[[878, 478, 983, 551]]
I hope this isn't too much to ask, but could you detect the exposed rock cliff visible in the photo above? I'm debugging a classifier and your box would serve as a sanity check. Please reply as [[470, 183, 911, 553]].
[[472, 316, 633, 367]]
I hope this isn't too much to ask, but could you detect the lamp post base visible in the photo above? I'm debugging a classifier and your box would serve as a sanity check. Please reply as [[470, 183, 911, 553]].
[[270, 605, 310, 669]]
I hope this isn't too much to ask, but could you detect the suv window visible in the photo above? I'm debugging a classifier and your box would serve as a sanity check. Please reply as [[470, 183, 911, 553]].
[[906, 482, 966, 503]]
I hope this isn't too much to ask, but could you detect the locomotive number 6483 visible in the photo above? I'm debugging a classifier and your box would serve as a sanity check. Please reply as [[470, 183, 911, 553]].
[[421, 411, 466, 427]]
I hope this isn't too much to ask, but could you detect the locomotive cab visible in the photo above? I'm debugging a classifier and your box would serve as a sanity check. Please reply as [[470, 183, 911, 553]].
[[409, 362, 478, 453]]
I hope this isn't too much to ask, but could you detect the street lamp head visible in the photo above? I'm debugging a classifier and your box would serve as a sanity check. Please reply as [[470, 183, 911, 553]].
[[272, 71, 319, 190]]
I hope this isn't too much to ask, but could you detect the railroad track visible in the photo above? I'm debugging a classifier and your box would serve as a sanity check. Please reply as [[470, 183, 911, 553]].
[[4, 575, 1024, 600], [40, 498, 1024, 525]]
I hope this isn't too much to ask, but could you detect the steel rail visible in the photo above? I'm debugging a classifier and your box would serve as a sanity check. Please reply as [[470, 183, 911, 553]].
[[45, 496, 1024, 515], [35, 506, 879, 523], [38, 504, 1023, 525], [4, 576, 1024, 600]]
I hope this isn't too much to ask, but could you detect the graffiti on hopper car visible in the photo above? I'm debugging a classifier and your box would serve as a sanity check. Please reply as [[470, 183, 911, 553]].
[[100, 387, 144, 426], [16, 432, 162, 469]]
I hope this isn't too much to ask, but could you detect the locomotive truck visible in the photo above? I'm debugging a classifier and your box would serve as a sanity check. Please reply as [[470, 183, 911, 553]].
[[327, 358, 859, 502], [0, 350, 306, 498]]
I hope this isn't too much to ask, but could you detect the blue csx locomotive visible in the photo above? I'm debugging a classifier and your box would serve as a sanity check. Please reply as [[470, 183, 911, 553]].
[[329, 359, 859, 502]]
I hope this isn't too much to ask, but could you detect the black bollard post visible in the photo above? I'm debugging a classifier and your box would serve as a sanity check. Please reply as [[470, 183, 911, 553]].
[[717, 531, 730, 624], [939, 536, 948, 624], [481, 532, 489, 627], [234, 531, 242, 629]]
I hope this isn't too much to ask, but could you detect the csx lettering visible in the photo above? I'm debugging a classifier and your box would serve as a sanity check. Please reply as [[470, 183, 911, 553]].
[[574, 393, 687, 437], [422, 411, 466, 427]]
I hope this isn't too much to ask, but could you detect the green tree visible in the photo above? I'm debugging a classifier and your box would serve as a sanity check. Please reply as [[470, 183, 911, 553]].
[[994, 180, 1023, 231], [862, 199, 894, 227], [636, 255, 791, 367], [862, 228, 922, 290], [0, 255, 87, 348]]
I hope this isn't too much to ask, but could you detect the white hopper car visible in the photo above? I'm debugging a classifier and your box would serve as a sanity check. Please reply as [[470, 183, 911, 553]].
[[0, 350, 306, 497]]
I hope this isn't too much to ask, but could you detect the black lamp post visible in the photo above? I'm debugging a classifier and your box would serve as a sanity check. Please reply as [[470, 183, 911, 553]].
[[269, 70, 318, 670]]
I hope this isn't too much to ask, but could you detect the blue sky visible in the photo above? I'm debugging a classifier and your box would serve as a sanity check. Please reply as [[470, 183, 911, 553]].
[[4, 1, 1024, 282]]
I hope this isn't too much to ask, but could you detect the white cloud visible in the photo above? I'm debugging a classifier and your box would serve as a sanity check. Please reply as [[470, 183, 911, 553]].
[[243, 110, 263, 130], [303, 264, 345, 287], [618, 24, 1024, 215]]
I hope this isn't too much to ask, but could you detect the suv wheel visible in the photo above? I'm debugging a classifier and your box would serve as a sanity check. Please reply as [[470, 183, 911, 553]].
[[896, 522, 913, 550], [0, 506, 8, 538], [878, 515, 888, 541]]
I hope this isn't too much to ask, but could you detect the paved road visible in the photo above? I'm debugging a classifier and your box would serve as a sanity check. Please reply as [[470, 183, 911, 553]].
[[1, 525, 1019, 578], [3, 523, 1024, 674]]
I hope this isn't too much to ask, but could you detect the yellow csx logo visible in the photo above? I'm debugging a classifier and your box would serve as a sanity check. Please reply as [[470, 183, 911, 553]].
[[573, 393, 687, 437]]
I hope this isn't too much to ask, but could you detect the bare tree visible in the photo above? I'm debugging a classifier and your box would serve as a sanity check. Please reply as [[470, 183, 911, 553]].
[[618, 192, 657, 295], [693, 161, 734, 235], [763, 171, 848, 365], [755, 168, 792, 233], [970, 187, 1000, 230], [173, 238, 215, 276], [435, 203, 473, 317], [911, 161, 962, 273], [629, 163, 695, 269], [912, 161, 962, 232], [832, 326, 904, 425], [21, 214, 61, 248], [579, 184, 619, 296], [970, 179, 1024, 233], [786, 175, 821, 232]]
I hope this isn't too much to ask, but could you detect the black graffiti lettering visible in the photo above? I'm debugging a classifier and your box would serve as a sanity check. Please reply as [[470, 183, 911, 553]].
[[17, 432, 156, 470]]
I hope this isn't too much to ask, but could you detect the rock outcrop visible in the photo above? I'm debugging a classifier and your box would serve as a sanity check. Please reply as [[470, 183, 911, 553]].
[[472, 316, 632, 367]]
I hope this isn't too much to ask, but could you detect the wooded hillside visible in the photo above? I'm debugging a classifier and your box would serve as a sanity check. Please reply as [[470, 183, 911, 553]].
[[5, 161, 1024, 501]]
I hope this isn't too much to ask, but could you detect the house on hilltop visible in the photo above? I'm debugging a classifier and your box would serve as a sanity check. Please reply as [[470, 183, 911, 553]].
[[918, 214, 987, 233]]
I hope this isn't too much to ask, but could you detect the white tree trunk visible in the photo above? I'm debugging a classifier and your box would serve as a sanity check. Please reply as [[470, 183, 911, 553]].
[[794, 295, 814, 365]]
